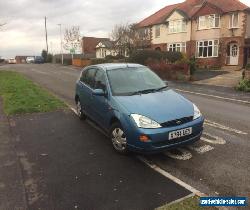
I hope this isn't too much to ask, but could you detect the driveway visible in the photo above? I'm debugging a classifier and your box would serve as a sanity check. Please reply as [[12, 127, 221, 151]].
[[1, 64, 250, 199], [191, 69, 242, 88]]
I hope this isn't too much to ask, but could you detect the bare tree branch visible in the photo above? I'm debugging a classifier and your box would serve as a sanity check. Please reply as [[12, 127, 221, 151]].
[[63, 26, 81, 53]]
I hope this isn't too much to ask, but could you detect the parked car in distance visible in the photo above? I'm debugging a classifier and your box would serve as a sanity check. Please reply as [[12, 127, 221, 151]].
[[8, 58, 16, 64], [75, 63, 204, 154], [34, 56, 44, 64], [26, 56, 35, 63]]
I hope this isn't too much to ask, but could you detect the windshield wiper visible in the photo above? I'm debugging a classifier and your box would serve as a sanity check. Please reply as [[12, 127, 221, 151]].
[[130, 88, 156, 95], [155, 85, 168, 92]]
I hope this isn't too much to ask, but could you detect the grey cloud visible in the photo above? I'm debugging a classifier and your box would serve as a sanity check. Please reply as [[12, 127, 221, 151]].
[[0, 0, 184, 57]]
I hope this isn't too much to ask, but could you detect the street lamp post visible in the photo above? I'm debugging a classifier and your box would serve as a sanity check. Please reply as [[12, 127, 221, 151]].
[[57, 24, 64, 65]]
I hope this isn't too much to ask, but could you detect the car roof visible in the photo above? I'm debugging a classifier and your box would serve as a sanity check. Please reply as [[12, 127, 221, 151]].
[[89, 63, 145, 71]]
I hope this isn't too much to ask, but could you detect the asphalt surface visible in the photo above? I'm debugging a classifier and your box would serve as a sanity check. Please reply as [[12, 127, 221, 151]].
[[0, 98, 27, 210], [1, 64, 250, 200], [8, 110, 189, 210]]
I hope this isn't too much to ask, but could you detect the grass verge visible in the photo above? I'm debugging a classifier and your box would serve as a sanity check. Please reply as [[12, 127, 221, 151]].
[[0, 71, 66, 115], [156, 196, 217, 210]]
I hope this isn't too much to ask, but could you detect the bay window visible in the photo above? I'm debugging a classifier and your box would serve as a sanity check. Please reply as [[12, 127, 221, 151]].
[[168, 43, 186, 53], [196, 40, 219, 58], [169, 20, 187, 33], [198, 14, 220, 29]]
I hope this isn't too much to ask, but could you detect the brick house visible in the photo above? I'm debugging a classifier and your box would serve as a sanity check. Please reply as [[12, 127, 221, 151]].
[[137, 0, 250, 69], [82, 37, 110, 58]]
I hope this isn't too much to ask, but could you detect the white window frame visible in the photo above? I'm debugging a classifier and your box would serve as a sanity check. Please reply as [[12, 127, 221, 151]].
[[196, 40, 219, 58], [155, 25, 160, 38], [229, 13, 239, 28], [198, 14, 220, 30], [168, 20, 187, 34], [168, 42, 186, 53]]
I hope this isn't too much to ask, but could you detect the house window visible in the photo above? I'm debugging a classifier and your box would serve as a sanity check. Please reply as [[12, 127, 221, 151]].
[[229, 13, 239, 28], [196, 40, 219, 58], [168, 43, 186, 53], [169, 20, 187, 33], [198, 14, 220, 30], [155, 25, 160, 38]]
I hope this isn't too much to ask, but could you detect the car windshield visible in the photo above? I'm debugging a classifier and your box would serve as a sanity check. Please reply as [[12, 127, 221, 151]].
[[107, 67, 167, 96]]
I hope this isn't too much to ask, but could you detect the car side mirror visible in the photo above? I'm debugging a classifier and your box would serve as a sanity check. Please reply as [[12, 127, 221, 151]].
[[93, 89, 105, 96]]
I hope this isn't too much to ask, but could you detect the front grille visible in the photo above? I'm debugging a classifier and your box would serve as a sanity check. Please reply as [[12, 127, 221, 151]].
[[160, 116, 193, 128]]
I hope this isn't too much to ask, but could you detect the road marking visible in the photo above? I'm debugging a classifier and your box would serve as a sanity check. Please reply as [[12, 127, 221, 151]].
[[201, 132, 226, 145], [164, 148, 192, 160], [137, 156, 206, 197], [204, 119, 247, 135], [188, 145, 214, 154], [175, 88, 250, 105], [69, 106, 207, 200]]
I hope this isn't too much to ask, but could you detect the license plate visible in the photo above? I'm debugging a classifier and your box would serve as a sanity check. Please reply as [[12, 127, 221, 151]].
[[169, 127, 192, 140]]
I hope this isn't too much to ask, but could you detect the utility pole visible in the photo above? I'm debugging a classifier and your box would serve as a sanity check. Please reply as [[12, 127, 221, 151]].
[[58, 24, 64, 65], [45, 16, 49, 54]]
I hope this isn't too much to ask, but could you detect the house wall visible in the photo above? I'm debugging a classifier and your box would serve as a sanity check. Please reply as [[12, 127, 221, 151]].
[[151, 11, 191, 49], [191, 19, 220, 40], [96, 48, 116, 58], [246, 12, 250, 38], [220, 11, 245, 37]]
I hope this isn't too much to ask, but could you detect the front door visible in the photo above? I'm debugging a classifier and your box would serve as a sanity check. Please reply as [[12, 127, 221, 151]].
[[229, 43, 239, 65]]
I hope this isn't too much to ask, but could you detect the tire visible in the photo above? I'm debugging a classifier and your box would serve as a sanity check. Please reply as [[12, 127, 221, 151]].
[[109, 122, 129, 154], [76, 98, 86, 120]]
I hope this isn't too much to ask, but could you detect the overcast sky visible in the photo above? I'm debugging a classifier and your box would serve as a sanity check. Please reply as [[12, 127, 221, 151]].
[[0, 0, 249, 58]]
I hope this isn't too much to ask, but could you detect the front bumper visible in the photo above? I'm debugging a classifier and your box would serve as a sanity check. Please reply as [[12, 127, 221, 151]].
[[125, 116, 204, 154]]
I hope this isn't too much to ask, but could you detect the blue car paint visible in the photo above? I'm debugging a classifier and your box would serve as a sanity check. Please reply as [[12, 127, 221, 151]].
[[75, 63, 204, 153]]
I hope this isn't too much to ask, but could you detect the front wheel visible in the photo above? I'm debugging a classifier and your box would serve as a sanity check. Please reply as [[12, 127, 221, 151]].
[[110, 122, 128, 154], [76, 98, 86, 120]]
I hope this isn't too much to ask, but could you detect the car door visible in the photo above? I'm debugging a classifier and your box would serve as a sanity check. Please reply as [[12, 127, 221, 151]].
[[78, 68, 97, 117], [91, 69, 110, 128]]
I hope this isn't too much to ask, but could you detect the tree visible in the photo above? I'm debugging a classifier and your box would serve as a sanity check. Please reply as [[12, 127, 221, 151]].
[[41, 50, 48, 61], [63, 26, 81, 62], [110, 23, 151, 57]]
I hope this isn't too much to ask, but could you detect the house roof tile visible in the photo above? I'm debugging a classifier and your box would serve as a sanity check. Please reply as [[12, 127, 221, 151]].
[[137, 0, 249, 27]]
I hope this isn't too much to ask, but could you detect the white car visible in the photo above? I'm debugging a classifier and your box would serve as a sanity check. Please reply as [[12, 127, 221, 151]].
[[26, 57, 35, 63], [8, 58, 16, 64]]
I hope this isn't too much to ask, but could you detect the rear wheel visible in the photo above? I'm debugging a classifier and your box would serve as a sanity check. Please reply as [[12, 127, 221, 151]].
[[110, 122, 128, 154], [76, 98, 86, 120]]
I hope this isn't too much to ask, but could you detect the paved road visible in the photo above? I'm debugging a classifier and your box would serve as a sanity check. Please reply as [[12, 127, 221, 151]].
[[1, 64, 250, 198]]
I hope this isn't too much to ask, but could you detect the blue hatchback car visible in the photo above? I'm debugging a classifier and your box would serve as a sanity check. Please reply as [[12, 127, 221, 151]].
[[75, 63, 204, 154]]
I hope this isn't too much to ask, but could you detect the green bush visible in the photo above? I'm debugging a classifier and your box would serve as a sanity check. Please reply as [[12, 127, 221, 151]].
[[165, 51, 183, 63], [245, 63, 250, 70], [105, 55, 115, 60], [91, 58, 111, 65], [236, 79, 250, 92], [189, 56, 197, 75], [46, 53, 53, 63], [129, 50, 164, 65]]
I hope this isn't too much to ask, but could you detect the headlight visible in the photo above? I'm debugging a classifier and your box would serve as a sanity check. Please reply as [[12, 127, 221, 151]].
[[131, 114, 162, 129], [193, 104, 201, 120]]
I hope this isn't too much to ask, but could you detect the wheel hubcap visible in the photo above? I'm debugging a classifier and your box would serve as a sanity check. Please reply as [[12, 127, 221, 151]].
[[111, 128, 127, 151]]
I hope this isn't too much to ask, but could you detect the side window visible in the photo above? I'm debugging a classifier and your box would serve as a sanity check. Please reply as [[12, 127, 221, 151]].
[[94, 70, 106, 91], [81, 68, 97, 88], [80, 69, 88, 82]]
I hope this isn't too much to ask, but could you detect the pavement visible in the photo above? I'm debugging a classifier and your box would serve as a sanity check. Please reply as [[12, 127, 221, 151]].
[[0, 98, 27, 210], [1, 64, 250, 208], [191, 69, 243, 88], [8, 109, 190, 210]]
